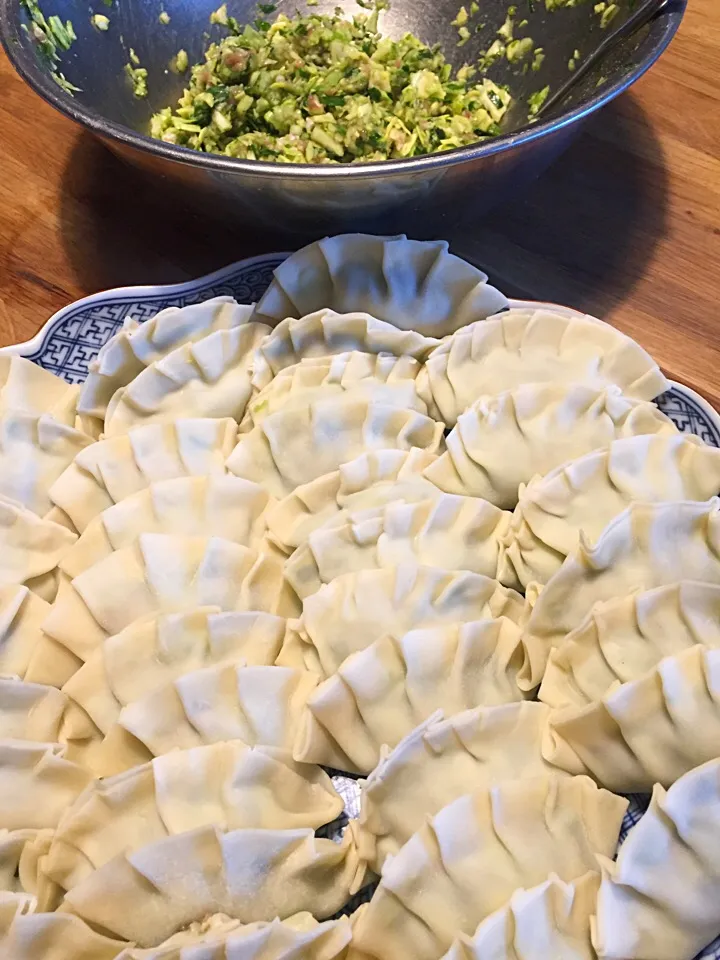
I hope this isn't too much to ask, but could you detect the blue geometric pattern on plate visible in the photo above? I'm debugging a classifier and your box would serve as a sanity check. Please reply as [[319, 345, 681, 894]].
[[9, 254, 720, 957], [23, 257, 285, 384]]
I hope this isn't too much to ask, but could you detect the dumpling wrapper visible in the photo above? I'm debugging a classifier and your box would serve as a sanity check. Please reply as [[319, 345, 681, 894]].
[[241, 350, 429, 432], [543, 646, 720, 792], [284, 495, 513, 600], [280, 563, 529, 678], [59, 475, 272, 580], [592, 757, 720, 960], [41, 534, 298, 662], [0, 677, 97, 752], [523, 498, 720, 688], [0, 356, 86, 431], [48, 418, 238, 532], [116, 913, 352, 960], [440, 872, 599, 960], [61, 823, 366, 947], [63, 608, 287, 734], [78, 297, 255, 423], [0, 739, 93, 830], [45, 740, 343, 892], [253, 234, 507, 337], [293, 618, 532, 774], [501, 434, 720, 588], [0, 494, 76, 592], [0, 584, 79, 688], [0, 413, 92, 517], [104, 323, 270, 436], [0, 827, 60, 910], [423, 383, 677, 509], [351, 776, 626, 960], [540, 581, 720, 709], [97, 664, 319, 775], [266, 447, 440, 553], [227, 396, 444, 500], [0, 900, 126, 960], [249, 308, 439, 391], [418, 308, 668, 426], [356, 702, 563, 872]]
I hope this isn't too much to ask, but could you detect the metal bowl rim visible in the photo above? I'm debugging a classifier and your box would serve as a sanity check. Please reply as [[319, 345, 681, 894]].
[[0, 0, 685, 180]]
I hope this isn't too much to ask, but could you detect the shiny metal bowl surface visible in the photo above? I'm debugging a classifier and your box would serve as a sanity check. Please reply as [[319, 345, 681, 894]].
[[0, 0, 685, 237]]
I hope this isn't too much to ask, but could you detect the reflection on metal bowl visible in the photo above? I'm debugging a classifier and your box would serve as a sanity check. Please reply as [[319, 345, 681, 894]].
[[0, 0, 686, 236]]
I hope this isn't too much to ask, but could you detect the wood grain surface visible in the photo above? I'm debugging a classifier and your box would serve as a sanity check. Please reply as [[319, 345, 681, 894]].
[[0, 0, 718, 406]]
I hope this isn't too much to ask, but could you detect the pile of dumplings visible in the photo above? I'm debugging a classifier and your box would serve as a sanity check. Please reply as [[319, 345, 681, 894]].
[[0, 233, 719, 960]]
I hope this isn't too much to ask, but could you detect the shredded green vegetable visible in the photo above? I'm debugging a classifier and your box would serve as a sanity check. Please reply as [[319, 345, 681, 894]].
[[149, 1, 511, 163]]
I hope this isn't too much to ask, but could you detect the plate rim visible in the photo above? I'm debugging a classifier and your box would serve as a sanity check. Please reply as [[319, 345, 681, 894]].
[[1, 253, 718, 433]]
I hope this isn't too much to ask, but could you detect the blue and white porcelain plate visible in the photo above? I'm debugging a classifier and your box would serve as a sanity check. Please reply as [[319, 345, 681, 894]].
[[2, 253, 719, 956]]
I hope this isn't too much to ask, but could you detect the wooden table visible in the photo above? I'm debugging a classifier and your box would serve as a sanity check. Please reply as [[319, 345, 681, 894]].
[[0, 0, 718, 406]]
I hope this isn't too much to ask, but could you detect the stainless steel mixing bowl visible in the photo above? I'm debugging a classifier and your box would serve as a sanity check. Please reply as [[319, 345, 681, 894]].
[[0, 0, 686, 237]]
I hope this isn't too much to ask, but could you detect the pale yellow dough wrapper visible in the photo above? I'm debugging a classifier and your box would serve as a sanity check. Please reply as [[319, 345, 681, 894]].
[[351, 775, 626, 960], [593, 758, 720, 960], [49, 418, 238, 532], [45, 740, 342, 892]]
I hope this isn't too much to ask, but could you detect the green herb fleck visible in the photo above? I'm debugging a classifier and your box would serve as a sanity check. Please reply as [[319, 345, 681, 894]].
[[125, 57, 148, 98], [158, 10, 170, 24], [91, 12, 110, 29], [173, 48, 188, 72], [506, 36, 533, 62], [451, 5, 469, 26], [600, 2, 618, 26], [528, 84, 550, 115], [531, 46, 544, 70]]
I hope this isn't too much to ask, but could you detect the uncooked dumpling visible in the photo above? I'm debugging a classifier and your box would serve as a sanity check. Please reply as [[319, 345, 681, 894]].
[[78, 297, 255, 423], [0, 740, 93, 830], [285, 495, 513, 599], [0, 584, 78, 687], [593, 758, 720, 960], [226, 396, 444, 499], [539, 581, 720, 709], [543, 646, 720, 792], [61, 823, 366, 947], [0, 357, 83, 430], [117, 913, 352, 960], [241, 350, 429, 431], [0, 827, 58, 910], [441, 872, 599, 960], [419, 308, 668, 426], [59, 475, 273, 580], [284, 563, 529, 677], [357, 702, 561, 871], [49, 418, 238, 532], [0, 413, 92, 517], [0, 494, 76, 591], [99, 664, 319, 774], [0, 899, 126, 960], [62, 608, 288, 734], [104, 323, 270, 436], [423, 383, 677, 508], [351, 776, 626, 960], [266, 447, 440, 553], [253, 235, 507, 336], [45, 740, 343, 892], [0, 677, 97, 752], [523, 498, 720, 687], [250, 309, 439, 391], [41, 534, 297, 662], [501, 434, 720, 588], [293, 618, 531, 774]]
